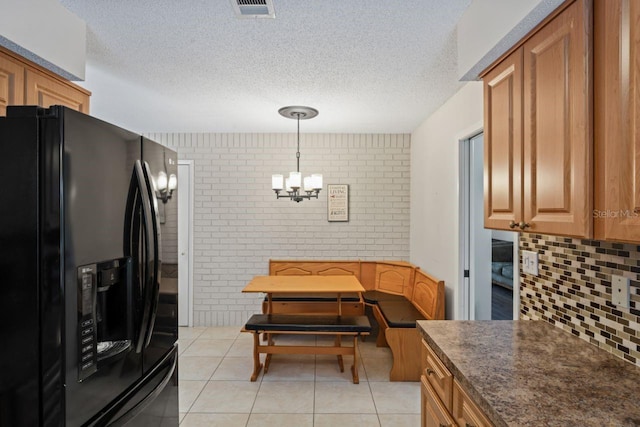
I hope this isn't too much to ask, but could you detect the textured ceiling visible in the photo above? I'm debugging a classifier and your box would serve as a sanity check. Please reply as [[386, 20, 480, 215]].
[[58, 0, 471, 133]]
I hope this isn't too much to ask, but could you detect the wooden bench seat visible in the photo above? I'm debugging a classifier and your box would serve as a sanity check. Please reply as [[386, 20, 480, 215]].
[[243, 314, 371, 384], [362, 290, 406, 305], [245, 314, 371, 333], [377, 299, 425, 327], [369, 268, 445, 381]]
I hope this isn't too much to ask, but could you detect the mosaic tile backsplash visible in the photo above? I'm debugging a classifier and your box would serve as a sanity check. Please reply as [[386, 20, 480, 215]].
[[520, 233, 640, 367]]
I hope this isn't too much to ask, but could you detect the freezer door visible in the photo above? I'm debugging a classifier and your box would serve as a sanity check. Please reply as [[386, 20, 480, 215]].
[[141, 137, 178, 372], [87, 345, 179, 427]]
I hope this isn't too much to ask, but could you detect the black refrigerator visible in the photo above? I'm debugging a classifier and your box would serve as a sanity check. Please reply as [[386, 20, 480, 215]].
[[0, 106, 179, 426]]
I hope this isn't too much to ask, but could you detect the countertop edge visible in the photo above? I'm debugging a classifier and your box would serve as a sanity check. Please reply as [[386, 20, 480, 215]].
[[418, 322, 508, 427]]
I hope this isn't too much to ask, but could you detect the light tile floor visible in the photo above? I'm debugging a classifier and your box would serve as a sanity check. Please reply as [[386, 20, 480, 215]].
[[178, 326, 421, 427]]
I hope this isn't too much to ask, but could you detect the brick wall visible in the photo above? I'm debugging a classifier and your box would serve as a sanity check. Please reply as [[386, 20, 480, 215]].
[[144, 132, 411, 326], [520, 233, 640, 367]]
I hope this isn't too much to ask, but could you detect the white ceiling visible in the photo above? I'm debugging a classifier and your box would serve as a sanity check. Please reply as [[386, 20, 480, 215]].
[[58, 0, 471, 134]]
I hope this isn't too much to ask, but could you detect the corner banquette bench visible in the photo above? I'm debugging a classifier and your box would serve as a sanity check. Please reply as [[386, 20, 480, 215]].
[[265, 260, 445, 381]]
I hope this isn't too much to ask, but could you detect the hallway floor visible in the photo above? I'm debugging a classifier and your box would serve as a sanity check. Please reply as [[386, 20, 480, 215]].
[[178, 326, 420, 426]]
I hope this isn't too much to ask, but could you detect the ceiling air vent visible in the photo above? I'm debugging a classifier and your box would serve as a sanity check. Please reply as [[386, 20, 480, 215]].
[[231, 0, 275, 19]]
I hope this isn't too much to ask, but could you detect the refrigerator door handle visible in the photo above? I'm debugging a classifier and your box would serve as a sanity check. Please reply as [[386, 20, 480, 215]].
[[141, 161, 161, 347], [132, 160, 156, 353]]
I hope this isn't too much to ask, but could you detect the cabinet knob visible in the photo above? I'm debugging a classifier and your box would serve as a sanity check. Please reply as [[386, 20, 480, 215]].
[[519, 222, 530, 230], [466, 424, 475, 427], [426, 368, 434, 376], [508, 221, 518, 229]]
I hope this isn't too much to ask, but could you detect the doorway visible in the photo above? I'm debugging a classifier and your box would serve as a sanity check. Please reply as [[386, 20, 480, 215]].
[[460, 133, 519, 320], [178, 161, 194, 326]]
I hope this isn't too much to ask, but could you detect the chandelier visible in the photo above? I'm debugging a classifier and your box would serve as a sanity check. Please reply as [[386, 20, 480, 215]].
[[271, 106, 323, 202]]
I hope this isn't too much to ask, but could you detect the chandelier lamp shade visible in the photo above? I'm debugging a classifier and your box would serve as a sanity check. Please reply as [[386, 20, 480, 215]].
[[272, 106, 323, 203]]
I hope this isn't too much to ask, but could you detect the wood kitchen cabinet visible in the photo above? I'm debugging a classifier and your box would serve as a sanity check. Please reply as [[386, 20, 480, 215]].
[[0, 46, 90, 116], [422, 376, 455, 427], [0, 54, 24, 116], [452, 379, 492, 427], [483, 49, 523, 231], [483, 0, 592, 238], [421, 339, 493, 427], [594, 0, 640, 242]]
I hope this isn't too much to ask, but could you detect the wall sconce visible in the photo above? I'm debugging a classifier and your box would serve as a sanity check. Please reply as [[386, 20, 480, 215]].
[[157, 153, 177, 204]]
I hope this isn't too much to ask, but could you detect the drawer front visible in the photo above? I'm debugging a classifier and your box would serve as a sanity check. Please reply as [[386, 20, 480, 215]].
[[422, 340, 453, 411], [421, 376, 455, 427], [452, 379, 493, 427]]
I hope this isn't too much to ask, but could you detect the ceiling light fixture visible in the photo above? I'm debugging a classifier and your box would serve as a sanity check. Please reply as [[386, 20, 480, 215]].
[[271, 106, 322, 203]]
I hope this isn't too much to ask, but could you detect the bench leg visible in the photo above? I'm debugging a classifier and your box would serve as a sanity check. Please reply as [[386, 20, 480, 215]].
[[264, 333, 274, 373], [350, 335, 360, 384], [264, 354, 273, 373], [385, 327, 421, 381], [334, 335, 344, 372], [250, 332, 263, 382]]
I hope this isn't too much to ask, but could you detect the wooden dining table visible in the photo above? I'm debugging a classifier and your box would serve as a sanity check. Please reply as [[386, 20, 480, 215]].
[[242, 275, 368, 382], [242, 274, 366, 315]]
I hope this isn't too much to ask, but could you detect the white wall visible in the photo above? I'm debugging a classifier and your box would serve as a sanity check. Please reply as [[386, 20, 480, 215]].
[[410, 82, 483, 320], [0, 0, 86, 80], [144, 132, 411, 326], [457, 0, 564, 80]]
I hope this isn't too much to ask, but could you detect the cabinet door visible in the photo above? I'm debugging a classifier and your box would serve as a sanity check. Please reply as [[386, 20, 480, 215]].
[[422, 376, 455, 427], [594, 0, 640, 242], [25, 69, 90, 113], [522, 0, 592, 237], [0, 55, 24, 116], [452, 379, 493, 427], [483, 49, 523, 231]]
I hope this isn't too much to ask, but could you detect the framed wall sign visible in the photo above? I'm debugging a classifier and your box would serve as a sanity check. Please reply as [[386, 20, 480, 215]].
[[327, 184, 349, 222]]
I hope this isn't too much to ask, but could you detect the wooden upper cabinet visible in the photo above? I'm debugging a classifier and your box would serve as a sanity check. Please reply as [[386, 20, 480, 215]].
[[0, 46, 90, 116], [522, 0, 592, 237], [25, 69, 89, 114], [0, 55, 25, 116], [594, 0, 640, 242], [484, 49, 523, 231], [483, 0, 592, 238]]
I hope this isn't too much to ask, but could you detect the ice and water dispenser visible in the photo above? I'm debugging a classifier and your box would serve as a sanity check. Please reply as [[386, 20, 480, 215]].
[[77, 258, 133, 381]]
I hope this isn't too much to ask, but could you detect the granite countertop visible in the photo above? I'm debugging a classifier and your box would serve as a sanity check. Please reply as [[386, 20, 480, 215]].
[[417, 320, 640, 427]]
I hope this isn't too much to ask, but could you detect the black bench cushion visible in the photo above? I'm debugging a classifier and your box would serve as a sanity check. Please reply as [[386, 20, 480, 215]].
[[265, 292, 361, 302], [244, 314, 371, 333], [362, 290, 406, 305], [377, 300, 426, 328]]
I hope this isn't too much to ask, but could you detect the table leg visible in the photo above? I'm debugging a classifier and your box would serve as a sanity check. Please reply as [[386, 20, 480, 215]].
[[336, 292, 343, 370], [263, 293, 273, 342]]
